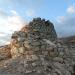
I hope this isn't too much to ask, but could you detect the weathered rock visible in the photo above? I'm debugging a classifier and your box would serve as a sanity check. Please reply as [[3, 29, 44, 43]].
[[11, 18, 57, 57], [0, 18, 74, 75], [0, 45, 11, 60], [53, 57, 63, 63]]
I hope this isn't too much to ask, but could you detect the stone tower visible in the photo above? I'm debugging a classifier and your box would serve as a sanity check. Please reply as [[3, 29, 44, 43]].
[[11, 17, 57, 58], [10, 18, 58, 74]]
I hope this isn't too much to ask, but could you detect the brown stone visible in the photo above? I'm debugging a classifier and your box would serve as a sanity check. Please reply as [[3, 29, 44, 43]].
[[0, 45, 11, 60]]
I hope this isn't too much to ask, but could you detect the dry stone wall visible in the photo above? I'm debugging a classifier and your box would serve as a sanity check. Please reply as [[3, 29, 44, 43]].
[[11, 18, 57, 57], [0, 18, 74, 75], [5, 18, 73, 75]]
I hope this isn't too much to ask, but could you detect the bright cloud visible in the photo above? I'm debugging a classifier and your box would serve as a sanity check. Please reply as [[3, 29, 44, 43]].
[[67, 6, 75, 14], [0, 10, 26, 45], [7, 15, 24, 32], [0, 15, 25, 33], [10, 10, 18, 15]]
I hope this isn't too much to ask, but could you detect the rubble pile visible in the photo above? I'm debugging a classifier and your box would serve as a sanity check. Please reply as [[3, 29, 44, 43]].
[[0, 18, 74, 75], [0, 45, 11, 60]]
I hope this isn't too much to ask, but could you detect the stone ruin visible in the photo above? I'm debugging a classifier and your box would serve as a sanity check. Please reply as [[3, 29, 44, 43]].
[[11, 17, 57, 58], [0, 18, 74, 75]]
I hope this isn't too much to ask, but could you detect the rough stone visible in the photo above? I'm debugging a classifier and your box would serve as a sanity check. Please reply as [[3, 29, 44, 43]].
[[0, 18, 74, 75], [0, 45, 11, 60], [53, 57, 63, 63]]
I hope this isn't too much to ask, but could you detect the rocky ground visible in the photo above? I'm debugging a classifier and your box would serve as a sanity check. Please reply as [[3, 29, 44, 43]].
[[0, 18, 75, 75]]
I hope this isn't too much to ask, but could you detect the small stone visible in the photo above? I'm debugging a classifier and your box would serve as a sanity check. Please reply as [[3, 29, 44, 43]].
[[31, 55, 39, 61], [47, 74, 51, 75], [11, 47, 19, 58], [25, 70, 32, 73], [32, 63, 36, 66], [37, 70, 41, 73], [32, 42, 40, 46], [66, 71, 71, 75], [55, 69, 63, 75], [53, 57, 63, 63], [18, 47, 25, 54], [53, 73, 57, 75], [59, 52, 64, 56]]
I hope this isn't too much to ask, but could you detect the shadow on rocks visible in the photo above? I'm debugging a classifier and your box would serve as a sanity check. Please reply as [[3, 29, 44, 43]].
[[72, 65, 75, 75]]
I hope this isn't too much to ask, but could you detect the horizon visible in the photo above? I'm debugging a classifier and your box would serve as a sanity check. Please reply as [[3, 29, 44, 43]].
[[0, 0, 75, 45]]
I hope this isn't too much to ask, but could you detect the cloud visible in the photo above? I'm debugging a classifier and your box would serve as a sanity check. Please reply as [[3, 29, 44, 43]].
[[55, 16, 75, 37], [0, 32, 6, 37], [67, 6, 75, 14], [10, 10, 18, 15], [0, 12, 25, 33], [55, 4, 75, 37], [25, 9, 36, 17], [0, 10, 26, 45], [7, 15, 24, 32]]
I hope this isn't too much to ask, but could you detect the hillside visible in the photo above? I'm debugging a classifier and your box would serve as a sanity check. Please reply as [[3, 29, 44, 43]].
[[59, 35, 75, 44]]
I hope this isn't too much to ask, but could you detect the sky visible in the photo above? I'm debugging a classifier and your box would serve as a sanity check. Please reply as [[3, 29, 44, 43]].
[[0, 0, 75, 45]]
